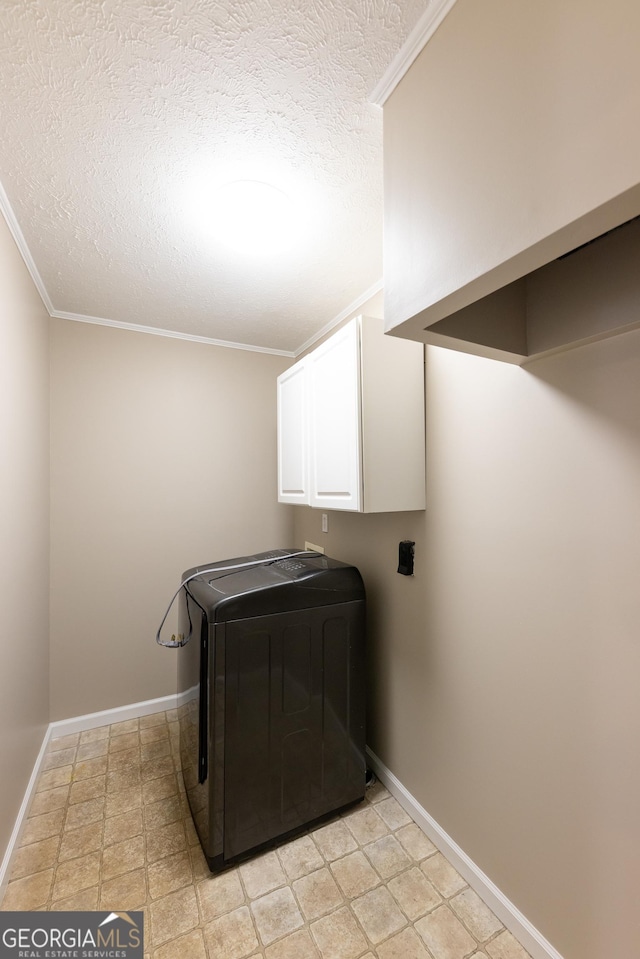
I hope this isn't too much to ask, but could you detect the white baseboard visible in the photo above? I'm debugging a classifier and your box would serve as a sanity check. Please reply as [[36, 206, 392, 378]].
[[0, 725, 53, 901], [49, 692, 181, 740], [366, 747, 564, 959], [0, 693, 182, 903]]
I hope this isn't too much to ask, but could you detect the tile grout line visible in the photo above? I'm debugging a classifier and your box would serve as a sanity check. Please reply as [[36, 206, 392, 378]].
[[2, 711, 535, 959]]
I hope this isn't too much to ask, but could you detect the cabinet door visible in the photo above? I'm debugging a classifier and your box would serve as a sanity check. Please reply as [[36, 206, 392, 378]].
[[308, 319, 362, 511], [277, 358, 309, 504]]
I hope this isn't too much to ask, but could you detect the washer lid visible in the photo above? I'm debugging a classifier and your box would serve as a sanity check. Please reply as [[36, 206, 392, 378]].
[[183, 549, 365, 621]]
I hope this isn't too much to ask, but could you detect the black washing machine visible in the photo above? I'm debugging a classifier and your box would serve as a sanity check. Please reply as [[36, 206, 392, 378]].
[[176, 548, 366, 872]]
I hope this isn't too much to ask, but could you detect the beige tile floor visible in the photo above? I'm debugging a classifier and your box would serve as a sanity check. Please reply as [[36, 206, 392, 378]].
[[1, 711, 533, 959]]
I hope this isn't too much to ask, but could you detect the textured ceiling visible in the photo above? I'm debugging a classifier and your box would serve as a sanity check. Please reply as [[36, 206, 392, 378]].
[[0, 0, 431, 354]]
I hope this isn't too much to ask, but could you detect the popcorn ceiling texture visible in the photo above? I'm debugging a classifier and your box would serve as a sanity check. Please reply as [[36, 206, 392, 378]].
[[0, 0, 429, 351]]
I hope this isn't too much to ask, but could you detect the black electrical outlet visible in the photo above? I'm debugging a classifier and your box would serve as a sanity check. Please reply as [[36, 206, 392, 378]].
[[397, 540, 415, 576]]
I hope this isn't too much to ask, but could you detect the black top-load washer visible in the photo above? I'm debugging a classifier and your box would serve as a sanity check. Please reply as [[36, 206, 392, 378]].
[[177, 548, 366, 872]]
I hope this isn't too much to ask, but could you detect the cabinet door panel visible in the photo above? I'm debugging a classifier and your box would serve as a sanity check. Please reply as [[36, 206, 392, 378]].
[[277, 358, 309, 504], [308, 320, 361, 511]]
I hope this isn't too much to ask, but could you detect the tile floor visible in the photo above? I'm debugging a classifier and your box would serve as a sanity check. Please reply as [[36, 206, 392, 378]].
[[1, 711, 533, 959]]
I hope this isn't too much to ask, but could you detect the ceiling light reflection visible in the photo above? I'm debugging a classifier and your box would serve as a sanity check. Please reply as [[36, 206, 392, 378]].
[[207, 179, 297, 256]]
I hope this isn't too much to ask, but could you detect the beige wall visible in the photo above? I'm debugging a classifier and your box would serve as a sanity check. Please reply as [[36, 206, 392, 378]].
[[384, 0, 640, 349], [0, 217, 50, 862], [49, 319, 293, 720], [294, 328, 640, 959]]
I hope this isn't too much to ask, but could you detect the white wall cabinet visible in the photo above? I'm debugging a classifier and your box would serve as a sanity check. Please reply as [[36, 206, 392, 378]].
[[277, 315, 425, 513], [307, 319, 362, 510], [276, 358, 308, 505]]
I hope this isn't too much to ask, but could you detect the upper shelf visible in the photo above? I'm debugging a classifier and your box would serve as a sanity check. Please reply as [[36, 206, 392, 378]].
[[382, 0, 640, 364], [422, 213, 640, 364]]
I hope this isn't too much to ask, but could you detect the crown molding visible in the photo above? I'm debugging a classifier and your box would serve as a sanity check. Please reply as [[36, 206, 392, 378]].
[[0, 180, 55, 314], [50, 309, 296, 357], [369, 0, 459, 107], [1, 173, 377, 360], [293, 277, 384, 356]]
